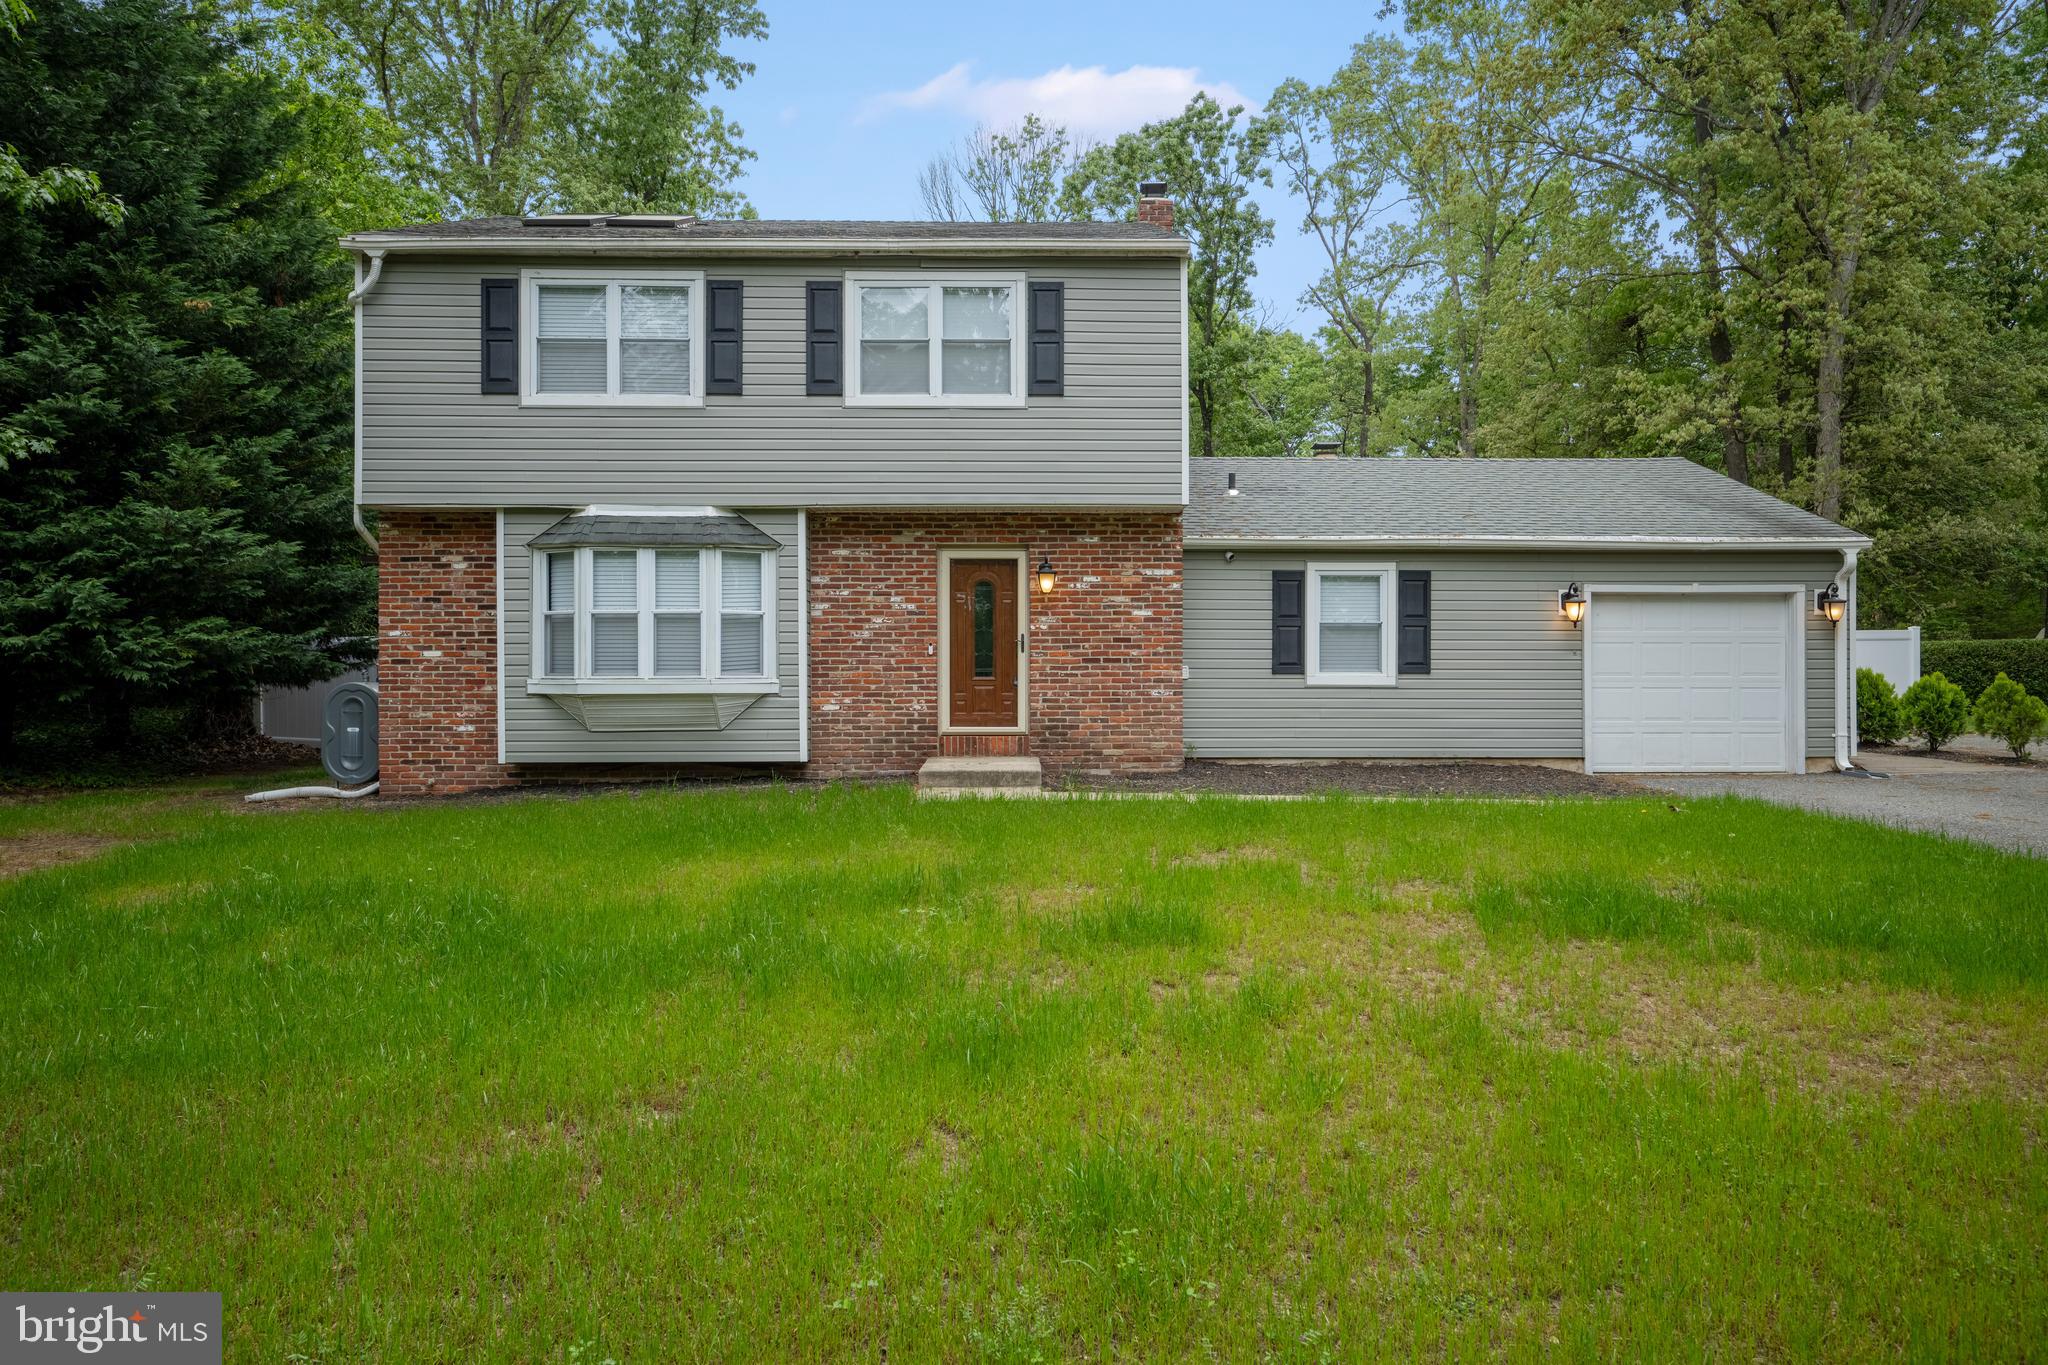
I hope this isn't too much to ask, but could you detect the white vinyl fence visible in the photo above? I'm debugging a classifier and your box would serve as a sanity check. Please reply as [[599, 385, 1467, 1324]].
[[258, 667, 377, 744], [1856, 627, 1920, 694]]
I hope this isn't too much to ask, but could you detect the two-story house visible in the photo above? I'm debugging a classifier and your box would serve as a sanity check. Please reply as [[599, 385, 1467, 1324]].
[[346, 193, 1190, 794], [347, 190, 1870, 796]]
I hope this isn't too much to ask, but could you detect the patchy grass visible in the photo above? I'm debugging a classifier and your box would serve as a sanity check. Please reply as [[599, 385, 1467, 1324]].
[[1, 778, 2045, 1360]]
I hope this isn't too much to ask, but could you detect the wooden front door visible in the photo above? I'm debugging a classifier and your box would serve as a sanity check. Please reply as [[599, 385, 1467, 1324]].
[[946, 558, 1021, 729]]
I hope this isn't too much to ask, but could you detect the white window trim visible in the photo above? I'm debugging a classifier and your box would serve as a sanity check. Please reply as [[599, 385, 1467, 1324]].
[[520, 267, 705, 408], [1305, 561, 1398, 687], [844, 271, 1028, 408], [527, 545, 777, 693]]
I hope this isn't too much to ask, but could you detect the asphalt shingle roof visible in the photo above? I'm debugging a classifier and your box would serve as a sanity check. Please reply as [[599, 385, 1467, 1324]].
[[344, 217, 1184, 252], [1186, 456, 1866, 545], [528, 513, 779, 550]]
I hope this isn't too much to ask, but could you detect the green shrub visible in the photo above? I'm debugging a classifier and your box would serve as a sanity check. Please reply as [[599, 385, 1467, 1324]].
[[1901, 672, 1971, 752], [1921, 638, 2048, 700], [1971, 672, 2048, 759], [1856, 668, 1907, 745]]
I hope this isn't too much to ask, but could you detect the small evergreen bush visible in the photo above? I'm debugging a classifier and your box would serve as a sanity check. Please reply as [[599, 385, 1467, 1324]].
[[1971, 673, 2048, 759], [1900, 672, 1971, 753], [1856, 668, 1907, 745]]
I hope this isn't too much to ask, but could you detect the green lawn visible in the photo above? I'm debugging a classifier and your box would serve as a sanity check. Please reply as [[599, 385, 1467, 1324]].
[[2, 777, 2045, 1361]]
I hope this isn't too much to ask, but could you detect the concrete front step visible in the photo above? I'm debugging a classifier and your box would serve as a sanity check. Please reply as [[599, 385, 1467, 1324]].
[[916, 755, 1044, 795]]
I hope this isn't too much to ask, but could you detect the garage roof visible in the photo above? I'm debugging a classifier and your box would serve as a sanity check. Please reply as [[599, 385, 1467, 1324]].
[[1186, 456, 1869, 548]]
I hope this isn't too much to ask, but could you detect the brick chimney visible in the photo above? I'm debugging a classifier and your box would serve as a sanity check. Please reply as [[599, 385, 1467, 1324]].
[[1136, 180, 1174, 231]]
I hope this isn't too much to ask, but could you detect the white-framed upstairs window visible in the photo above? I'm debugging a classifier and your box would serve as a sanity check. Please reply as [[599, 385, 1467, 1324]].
[[1306, 562, 1397, 686], [523, 269, 704, 406], [845, 273, 1026, 407], [533, 546, 775, 688]]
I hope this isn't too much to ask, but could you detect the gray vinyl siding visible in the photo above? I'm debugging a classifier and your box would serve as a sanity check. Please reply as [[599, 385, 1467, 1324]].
[[361, 255, 1185, 508], [1184, 549, 1843, 760], [500, 509, 802, 764]]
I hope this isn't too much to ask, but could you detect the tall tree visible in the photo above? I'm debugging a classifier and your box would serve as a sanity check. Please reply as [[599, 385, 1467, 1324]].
[[1269, 39, 1424, 455], [1061, 94, 1275, 457], [0, 0, 373, 753], [277, 0, 764, 218], [919, 115, 1083, 223]]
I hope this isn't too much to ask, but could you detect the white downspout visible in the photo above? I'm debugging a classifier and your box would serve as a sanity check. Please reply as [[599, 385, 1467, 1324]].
[[348, 250, 386, 554], [1833, 546, 1860, 771]]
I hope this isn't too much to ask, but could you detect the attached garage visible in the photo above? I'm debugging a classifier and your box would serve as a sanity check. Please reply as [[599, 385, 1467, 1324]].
[[1584, 590, 1802, 773], [1181, 456, 1872, 775]]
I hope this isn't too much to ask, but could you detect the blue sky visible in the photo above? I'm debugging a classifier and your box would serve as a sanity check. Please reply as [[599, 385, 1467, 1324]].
[[716, 0, 1401, 333]]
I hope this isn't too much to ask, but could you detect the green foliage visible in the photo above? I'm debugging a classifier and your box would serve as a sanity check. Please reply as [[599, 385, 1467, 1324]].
[[1062, 94, 1275, 457], [272, 0, 766, 218], [0, 0, 373, 752], [1856, 667, 1907, 746], [1900, 672, 1972, 753], [919, 115, 1081, 224], [1970, 672, 2048, 759], [1923, 637, 2048, 701]]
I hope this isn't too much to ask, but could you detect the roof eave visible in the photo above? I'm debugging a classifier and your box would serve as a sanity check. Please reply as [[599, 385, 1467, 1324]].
[[338, 233, 1191, 258], [1183, 533, 1873, 551]]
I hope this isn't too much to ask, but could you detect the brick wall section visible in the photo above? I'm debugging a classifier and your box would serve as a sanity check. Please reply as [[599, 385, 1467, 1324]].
[[377, 510, 512, 795], [808, 512, 1183, 778], [1136, 196, 1176, 232]]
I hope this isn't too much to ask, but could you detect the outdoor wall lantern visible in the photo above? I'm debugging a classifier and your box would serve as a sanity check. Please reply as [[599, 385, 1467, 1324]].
[[1558, 582, 1588, 627], [1036, 557, 1057, 595], [1816, 582, 1846, 622]]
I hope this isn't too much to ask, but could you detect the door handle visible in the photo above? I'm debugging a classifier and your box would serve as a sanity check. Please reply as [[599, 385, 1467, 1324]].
[[1018, 631, 1026, 654]]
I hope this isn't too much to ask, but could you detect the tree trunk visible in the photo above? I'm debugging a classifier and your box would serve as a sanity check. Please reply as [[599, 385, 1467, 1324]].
[[1776, 309, 1797, 486], [1814, 243, 1857, 521], [1692, 90, 1749, 484], [1358, 343, 1375, 456]]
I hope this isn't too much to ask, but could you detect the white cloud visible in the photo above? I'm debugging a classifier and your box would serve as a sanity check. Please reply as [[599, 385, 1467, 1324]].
[[859, 62, 1255, 141]]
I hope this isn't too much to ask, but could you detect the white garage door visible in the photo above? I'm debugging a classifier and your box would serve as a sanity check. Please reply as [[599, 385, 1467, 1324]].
[[1587, 593, 1796, 773]]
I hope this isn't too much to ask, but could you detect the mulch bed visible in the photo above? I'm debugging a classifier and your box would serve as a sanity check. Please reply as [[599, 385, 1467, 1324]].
[[1859, 744, 2043, 769], [1067, 759, 1639, 799]]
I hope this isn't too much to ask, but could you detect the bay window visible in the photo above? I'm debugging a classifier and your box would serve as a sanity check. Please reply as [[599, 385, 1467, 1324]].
[[847, 274, 1024, 405], [525, 270, 703, 405], [535, 546, 774, 684], [1306, 563, 1397, 685]]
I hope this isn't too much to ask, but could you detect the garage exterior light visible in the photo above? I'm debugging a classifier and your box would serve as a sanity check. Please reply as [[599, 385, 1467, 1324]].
[[1036, 557, 1057, 595], [1558, 583, 1587, 627], [1815, 583, 1846, 622]]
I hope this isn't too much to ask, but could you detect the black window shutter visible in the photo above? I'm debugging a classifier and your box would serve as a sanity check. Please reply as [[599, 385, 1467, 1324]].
[[1272, 570, 1305, 675], [705, 280, 743, 394], [1397, 569, 1432, 675], [480, 278, 518, 394], [805, 281, 842, 395], [1027, 280, 1064, 396]]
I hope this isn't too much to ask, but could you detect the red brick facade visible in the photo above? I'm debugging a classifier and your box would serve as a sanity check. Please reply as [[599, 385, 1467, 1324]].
[[376, 510, 511, 795], [807, 511, 1184, 778], [376, 508, 1185, 792]]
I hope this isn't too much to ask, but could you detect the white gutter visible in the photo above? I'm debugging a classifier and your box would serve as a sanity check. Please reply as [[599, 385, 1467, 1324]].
[[337, 234, 1189, 259], [1834, 546, 1861, 771], [1186, 534, 1873, 552], [347, 250, 386, 554]]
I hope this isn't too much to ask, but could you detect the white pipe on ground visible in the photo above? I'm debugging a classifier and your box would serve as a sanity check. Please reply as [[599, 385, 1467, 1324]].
[[244, 782, 380, 803]]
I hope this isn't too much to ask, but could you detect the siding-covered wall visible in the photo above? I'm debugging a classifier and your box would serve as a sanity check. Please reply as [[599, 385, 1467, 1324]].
[[1184, 548, 1842, 760], [500, 509, 804, 764], [361, 255, 1185, 508]]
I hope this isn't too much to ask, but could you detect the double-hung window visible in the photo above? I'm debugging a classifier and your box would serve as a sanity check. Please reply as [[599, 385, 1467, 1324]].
[[525, 270, 703, 405], [1306, 563, 1397, 685], [536, 547, 773, 684], [846, 274, 1025, 406]]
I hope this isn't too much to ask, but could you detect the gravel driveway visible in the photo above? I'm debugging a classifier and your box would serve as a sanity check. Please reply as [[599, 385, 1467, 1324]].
[[1639, 746, 2048, 857]]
